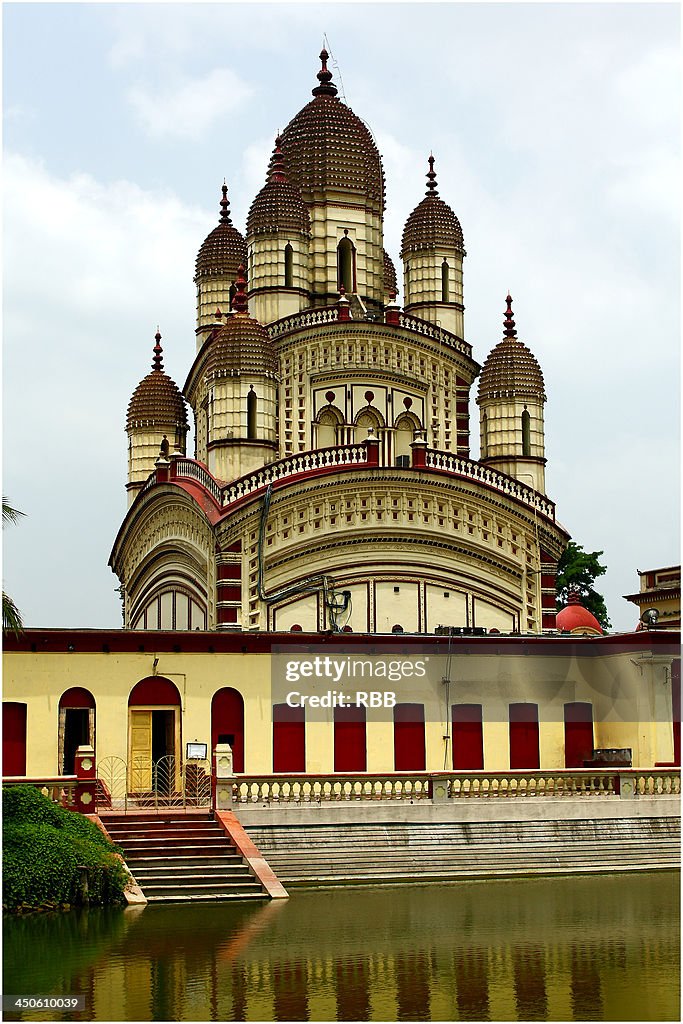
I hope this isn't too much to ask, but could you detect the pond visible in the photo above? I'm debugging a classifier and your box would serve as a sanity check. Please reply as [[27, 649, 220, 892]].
[[3, 872, 679, 1021]]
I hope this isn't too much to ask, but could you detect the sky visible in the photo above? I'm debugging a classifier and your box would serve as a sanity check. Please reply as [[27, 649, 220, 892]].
[[2, 1, 680, 633]]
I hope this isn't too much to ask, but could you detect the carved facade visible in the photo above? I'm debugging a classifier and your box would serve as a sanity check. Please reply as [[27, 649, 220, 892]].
[[110, 51, 570, 635]]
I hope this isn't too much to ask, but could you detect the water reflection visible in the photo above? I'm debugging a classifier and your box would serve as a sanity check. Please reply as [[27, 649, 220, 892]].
[[3, 873, 679, 1022]]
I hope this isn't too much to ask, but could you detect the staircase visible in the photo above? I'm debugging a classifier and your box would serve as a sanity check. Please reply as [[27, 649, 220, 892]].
[[100, 813, 270, 903], [245, 817, 681, 886]]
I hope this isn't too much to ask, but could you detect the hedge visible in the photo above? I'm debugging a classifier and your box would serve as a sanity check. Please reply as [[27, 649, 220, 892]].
[[2, 786, 128, 911]]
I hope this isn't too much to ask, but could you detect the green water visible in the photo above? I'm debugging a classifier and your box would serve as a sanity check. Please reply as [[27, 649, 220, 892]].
[[3, 873, 679, 1022]]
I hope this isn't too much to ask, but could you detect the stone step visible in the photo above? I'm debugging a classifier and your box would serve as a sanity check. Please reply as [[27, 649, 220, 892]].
[[132, 868, 253, 882], [145, 893, 267, 904], [107, 828, 225, 842], [142, 881, 263, 896], [125, 855, 243, 869]]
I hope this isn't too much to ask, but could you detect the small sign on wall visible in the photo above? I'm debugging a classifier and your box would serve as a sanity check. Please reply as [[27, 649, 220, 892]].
[[186, 742, 208, 760]]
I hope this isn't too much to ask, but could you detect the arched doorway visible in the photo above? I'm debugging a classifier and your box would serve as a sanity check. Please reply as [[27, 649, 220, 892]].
[[59, 687, 95, 774], [212, 688, 245, 772], [128, 676, 181, 791], [2, 702, 27, 776]]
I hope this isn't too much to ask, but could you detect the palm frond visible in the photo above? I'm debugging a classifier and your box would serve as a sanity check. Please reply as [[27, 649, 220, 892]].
[[2, 499, 25, 527], [3, 591, 24, 636]]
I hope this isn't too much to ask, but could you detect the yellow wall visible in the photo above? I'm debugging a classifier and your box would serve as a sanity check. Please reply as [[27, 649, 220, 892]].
[[3, 640, 678, 778]]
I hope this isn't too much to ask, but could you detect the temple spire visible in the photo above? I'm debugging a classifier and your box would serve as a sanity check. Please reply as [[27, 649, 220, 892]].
[[312, 48, 338, 98], [503, 293, 517, 339], [426, 154, 439, 197], [152, 328, 164, 371], [268, 135, 287, 184], [219, 182, 231, 224], [231, 265, 249, 313]]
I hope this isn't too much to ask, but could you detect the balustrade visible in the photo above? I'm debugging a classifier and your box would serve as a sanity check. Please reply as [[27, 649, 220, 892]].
[[267, 306, 339, 339], [397, 312, 472, 357], [2, 775, 78, 808], [232, 769, 680, 805], [426, 449, 556, 519]]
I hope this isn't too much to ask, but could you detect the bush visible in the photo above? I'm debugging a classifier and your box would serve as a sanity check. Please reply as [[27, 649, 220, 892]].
[[2, 787, 128, 911]]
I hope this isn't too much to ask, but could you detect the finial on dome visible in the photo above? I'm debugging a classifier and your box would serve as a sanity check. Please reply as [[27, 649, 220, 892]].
[[269, 135, 287, 184], [219, 182, 231, 224], [426, 154, 439, 197], [231, 265, 249, 314], [152, 328, 164, 371], [567, 585, 582, 605], [312, 48, 338, 98], [503, 293, 517, 339]]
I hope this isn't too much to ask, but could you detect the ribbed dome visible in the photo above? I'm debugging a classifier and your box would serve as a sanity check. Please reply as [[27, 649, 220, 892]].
[[383, 249, 398, 294], [556, 591, 603, 635], [401, 156, 464, 256], [247, 137, 311, 238], [195, 184, 247, 281], [127, 332, 188, 431], [203, 271, 277, 379], [477, 295, 546, 402], [279, 50, 385, 209]]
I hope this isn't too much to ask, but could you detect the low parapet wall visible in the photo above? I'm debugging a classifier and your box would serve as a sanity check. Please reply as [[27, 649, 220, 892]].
[[236, 795, 681, 827]]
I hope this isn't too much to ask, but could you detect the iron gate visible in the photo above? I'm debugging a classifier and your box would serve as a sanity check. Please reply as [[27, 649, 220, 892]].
[[96, 754, 212, 811]]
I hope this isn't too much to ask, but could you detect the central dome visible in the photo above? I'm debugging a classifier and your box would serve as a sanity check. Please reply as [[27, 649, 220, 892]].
[[279, 50, 385, 209]]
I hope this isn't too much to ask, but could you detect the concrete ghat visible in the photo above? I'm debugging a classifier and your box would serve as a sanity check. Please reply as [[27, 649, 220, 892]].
[[240, 801, 681, 885]]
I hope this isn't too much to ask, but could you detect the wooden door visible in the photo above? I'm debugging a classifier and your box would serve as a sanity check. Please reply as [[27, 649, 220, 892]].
[[564, 702, 593, 768], [2, 702, 27, 776], [509, 703, 540, 769], [393, 704, 426, 771], [129, 709, 152, 789], [452, 704, 484, 770], [273, 703, 306, 772], [334, 706, 366, 772]]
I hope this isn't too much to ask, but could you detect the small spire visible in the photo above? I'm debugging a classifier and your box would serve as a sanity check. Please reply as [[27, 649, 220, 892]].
[[503, 293, 517, 339], [231, 265, 249, 313], [269, 135, 287, 184], [219, 182, 232, 224], [312, 48, 338, 98], [567, 585, 582, 606], [152, 328, 164, 371], [426, 154, 439, 197]]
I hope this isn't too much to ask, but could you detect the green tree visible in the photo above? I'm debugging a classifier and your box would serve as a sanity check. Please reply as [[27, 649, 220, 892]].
[[556, 541, 611, 630], [3, 499, 25, 636]]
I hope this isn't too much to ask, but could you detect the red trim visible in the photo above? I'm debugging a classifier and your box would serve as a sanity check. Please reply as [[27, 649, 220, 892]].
[[128, 676, 181, 706], [59, 687, 96, 709]]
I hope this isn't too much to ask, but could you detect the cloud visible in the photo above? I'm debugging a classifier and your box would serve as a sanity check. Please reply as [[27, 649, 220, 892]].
[[3, 153, 211, 627], [127, 68, 253, 141]]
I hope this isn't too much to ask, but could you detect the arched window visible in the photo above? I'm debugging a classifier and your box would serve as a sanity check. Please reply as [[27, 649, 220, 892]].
[[337, 236, 355, 294], [284, 243, 293, 288], [354, 408, 383, 445], [316, 408, 341, 449], [522, 410, 531, 456], [481, 413, 488, 457], [394, 414, 417, 466], [247, 388, 257, 439], [441, 260, 450, 302]]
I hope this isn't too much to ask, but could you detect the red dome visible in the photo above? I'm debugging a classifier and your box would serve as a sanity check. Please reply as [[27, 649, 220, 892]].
[[556, 593, 603, 635]]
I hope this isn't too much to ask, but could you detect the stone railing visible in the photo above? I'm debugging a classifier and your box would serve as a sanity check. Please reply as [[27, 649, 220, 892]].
[[397, 312, 472, 357], [232, 769, 680, 805], [426, 450, 556, 519], [172, 458, 223, 505], [267, 306, 339, 340], [219, 445, 368, 507], [2, 775, 79, 808]]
